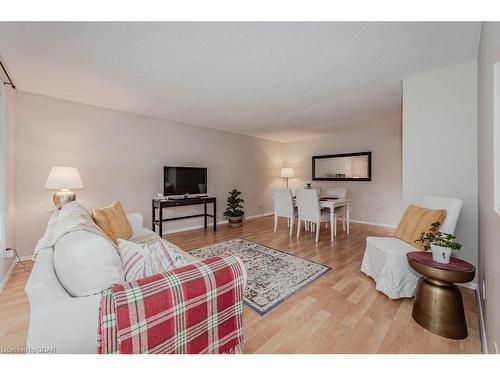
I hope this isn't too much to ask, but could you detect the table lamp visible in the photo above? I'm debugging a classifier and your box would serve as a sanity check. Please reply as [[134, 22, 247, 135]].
[[281, 167, 294, 189], [44, 167, 84, 209]]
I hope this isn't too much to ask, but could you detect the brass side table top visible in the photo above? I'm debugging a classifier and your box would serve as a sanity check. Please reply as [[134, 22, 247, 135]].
[[407, 252, 475, 340], [407, 252, 475, 283]]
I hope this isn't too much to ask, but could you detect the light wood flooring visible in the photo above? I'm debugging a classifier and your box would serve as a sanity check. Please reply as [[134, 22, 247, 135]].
[[0, 215, 481, 353]]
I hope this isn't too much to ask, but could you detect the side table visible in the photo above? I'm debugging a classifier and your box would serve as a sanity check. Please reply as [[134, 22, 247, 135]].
[[407, 251, 475, 340]]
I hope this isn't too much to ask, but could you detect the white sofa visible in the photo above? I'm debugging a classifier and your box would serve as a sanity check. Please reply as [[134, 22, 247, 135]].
[[360, 196, 463, 299], [25, 212, 197, 354]]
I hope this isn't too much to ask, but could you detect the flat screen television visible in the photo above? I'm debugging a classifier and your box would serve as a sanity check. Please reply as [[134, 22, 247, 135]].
[[163, 166, 207, 196]]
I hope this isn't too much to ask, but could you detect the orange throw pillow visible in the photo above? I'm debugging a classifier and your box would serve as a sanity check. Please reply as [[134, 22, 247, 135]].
[[394, 205, 447, 250], [93, 201, 132, 244]]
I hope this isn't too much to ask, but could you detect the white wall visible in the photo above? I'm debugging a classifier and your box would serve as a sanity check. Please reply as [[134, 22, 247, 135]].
[[478, 22, 500, 354], [0, 78, 16, 289], [5, 88, 16, 250], [15, 92, 284, 257], [402, 60, 478, 268], [285, 118, 403, 227]]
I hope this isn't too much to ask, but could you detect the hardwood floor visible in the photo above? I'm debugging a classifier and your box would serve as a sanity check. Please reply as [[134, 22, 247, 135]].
[[0, 215, 481, 354], [0, 261, 32, 353]]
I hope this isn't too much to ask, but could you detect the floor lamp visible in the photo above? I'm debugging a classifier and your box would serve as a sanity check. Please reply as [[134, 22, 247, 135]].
[[281, 167, 295, 189]]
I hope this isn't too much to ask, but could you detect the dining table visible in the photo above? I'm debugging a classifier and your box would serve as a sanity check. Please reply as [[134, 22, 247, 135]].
[[319, 197, 352, 240]]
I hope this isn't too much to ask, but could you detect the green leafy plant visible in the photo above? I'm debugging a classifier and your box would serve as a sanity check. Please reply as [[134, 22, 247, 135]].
[[223, 189, 244, 218], [414, 221, 462, 251]]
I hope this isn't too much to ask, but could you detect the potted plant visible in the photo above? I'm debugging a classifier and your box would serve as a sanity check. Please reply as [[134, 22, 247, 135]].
[[415, 221, 462, 264], [224, 189, 244, 228]]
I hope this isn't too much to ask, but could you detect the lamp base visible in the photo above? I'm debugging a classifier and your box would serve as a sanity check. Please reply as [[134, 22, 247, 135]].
[[53, 190, 76, 209]]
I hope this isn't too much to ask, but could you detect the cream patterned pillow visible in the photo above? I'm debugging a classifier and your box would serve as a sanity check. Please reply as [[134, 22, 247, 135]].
[[149, 239, 187, 272], [117, 239, 154, 282], [117, 238, 188, 282]]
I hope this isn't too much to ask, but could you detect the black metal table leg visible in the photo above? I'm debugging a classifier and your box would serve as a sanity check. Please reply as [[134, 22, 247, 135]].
[[152, 201, 156, 232], [159, 206, 163, 237], [204, 202, 207, 229], [213, 201, 217, 231]]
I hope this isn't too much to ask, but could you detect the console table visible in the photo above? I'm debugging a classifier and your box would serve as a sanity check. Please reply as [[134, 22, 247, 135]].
[[152, 196, 217, 236]]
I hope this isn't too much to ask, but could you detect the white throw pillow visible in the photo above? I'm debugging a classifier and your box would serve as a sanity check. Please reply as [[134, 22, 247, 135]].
[[54, 230, 124, 297], [118, 238, 187, 282]]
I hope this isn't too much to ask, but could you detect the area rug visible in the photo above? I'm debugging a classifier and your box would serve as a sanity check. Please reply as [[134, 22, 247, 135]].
[[189, 238, 331, 315]]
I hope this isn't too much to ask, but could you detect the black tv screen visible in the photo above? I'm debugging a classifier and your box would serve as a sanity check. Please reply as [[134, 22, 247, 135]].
[[163, 166, 207, 196]]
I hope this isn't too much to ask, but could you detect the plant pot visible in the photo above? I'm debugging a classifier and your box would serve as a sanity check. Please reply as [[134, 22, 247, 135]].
[[228, 215, 243, 228], [431, 244, 452, 264]]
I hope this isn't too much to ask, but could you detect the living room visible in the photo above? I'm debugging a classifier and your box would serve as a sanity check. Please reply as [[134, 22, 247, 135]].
[[1, 1, 500, 373]]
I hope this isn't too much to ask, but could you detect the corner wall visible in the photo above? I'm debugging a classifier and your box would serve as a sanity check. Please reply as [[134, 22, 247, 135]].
[[477, 22, 500, 354], [0, 79, 16, 290], [402, 59, 478, 268]]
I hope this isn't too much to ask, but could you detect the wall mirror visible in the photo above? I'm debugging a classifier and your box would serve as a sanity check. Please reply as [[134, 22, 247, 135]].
[[312, 152, 372, 181]]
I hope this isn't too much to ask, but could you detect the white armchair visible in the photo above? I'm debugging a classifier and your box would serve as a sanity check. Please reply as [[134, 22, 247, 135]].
[[360, 195, 463, 299]]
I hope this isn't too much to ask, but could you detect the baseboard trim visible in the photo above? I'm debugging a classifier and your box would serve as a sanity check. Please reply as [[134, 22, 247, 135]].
[[349, 219, 397, 229], [162, 212, 273, 235], [0, 257, 16, 294], [458, 281, 478, 290], [162, 215, 397, 235], [246, 212, 274, 220], [475, 287, 488, 354]]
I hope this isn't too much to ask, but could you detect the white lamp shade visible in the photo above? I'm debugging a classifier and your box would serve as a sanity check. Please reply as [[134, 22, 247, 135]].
[[44, 167, 84, 190], [281, 167, 295, 178]]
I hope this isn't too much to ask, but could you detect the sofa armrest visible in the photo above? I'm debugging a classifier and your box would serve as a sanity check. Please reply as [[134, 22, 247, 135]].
[[27, 294, 101, 354], [126, 212, 144, 232], [98, 256, 246, 354]]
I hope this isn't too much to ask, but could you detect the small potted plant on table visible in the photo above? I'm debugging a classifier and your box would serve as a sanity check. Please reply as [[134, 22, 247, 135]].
[[415, 221, 462, 264], [224, 189, 245, 228]]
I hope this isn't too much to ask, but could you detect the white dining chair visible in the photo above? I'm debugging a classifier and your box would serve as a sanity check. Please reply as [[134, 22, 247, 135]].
[[272, 188, 297, 237], [296, 189, 332, 243], [322, 187, 348, 232], [304, 186, 328, 232], [310, 186, 321, 195]]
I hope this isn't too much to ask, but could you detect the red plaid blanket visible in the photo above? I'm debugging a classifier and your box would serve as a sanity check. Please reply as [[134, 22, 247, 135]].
[[98, 256, 246, 354]]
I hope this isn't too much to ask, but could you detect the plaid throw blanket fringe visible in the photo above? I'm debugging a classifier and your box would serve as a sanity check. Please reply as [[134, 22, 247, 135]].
[[98, 255, 245, 354]]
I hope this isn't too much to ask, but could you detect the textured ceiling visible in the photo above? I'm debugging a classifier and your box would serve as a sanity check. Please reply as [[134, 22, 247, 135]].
[[0, 22, 481, 142]]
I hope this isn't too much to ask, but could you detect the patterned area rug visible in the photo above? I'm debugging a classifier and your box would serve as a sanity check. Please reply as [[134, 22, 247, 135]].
[[190, 238, 331, 315]]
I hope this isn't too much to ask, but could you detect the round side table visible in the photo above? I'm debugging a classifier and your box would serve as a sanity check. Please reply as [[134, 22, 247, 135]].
[[407, 252, 475, 340]]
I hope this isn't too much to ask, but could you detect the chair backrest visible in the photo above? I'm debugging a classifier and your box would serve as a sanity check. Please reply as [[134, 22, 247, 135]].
[[322, 187, 347, 199], [310, 186, 321, 194], [272, 188, 294, 218], [296, 189, 320, 222], [420, 195, 463, 235]]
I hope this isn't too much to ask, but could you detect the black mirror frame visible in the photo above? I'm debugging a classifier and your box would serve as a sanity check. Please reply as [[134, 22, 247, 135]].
[[312, 151, 372, 181]]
